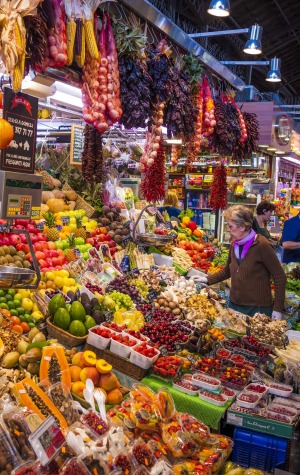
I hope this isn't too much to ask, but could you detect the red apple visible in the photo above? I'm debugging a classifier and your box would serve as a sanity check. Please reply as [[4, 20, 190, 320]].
[[37, 233, 47, 241], [49, 250, 59, 258], [2, 237, 10, 246], [35, 251, 46, 260], [104, 234, 111, 241], [85, 237, 95, 246], [39, 259, 48, 269], [29, 233, 38, 244], [26, 224, 37, 233], [45, 258, 53, 267], [52, 257, 61, 267], [98, 234, 106, 242]]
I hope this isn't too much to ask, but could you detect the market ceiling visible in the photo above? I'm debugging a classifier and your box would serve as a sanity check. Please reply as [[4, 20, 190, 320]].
[[145, 0, 300, 103]]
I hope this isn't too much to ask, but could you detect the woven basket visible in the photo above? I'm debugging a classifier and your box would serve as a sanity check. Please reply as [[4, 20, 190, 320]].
[[84, 343, 149, 380], [62, 183, 97, 218], [47, 317, 87, 347]]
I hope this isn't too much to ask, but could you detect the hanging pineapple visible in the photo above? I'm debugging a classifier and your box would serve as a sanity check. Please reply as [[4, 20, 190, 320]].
[[66, 234, 77, 262], [74, 216, 87, 240], [43, 211, 60, 241]]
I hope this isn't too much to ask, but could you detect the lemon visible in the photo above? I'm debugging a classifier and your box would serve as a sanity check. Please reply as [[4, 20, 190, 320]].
[[54, 276, 64, 288], [41, 109, 50, 119]]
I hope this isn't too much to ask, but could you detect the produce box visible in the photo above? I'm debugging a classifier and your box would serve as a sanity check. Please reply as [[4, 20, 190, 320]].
[[227, 408, 296, 439], [84, 343, 148, 380]]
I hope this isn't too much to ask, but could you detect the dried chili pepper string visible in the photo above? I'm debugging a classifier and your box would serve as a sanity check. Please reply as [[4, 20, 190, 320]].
[[209, 163, 228, 211], [141, 139, 166, 203]]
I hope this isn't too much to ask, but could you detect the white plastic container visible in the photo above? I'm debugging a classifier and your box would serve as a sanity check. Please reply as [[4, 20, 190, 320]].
[[110, 337, 138, 358], [79, 284, 95, 300], [152, 253, 173, 267], [192, 372, 221, 390], [274, 397, 300, 411], [236, 391, 261, 409], [130, 346, 160, 369], [87, 326, 116, 350], [286, 330, 300, 343], [187, 268, 207, 278], [173, 381, 199, 396], [198, 390, 227, 407], [267, 382, 293, 397], [220, 387, 236, 402], [244, 383, 268, 397], [267, 404, 298, 420]]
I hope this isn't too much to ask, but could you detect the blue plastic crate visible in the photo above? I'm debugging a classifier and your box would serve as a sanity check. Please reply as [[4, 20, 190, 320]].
[[233, 428, 288, 472]]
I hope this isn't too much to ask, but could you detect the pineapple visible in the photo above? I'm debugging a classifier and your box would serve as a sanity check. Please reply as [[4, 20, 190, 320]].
[[43, 211, 60, 242], [74, 216, 87, 240], [66, 234, 77, 262]]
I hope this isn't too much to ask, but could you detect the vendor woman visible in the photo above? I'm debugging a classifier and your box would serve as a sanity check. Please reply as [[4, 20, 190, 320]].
[[252, 200, 277, 243], [200, 205, 286, 319]]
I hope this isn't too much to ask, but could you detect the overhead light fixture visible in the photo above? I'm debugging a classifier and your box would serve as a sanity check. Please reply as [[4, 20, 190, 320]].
[[207, 0, 230, 17], [243, 24, 263, 55], [275, 150, 285, 155], [258, 145, 269, 148], [281, 156, 300, 165], [266, 146, 277, 151], [164, 139, 182, 145], [266, 58, 281, 82]]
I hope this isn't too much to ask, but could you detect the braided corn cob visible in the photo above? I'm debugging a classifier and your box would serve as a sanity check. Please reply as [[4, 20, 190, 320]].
[[84, 19, 99, 60], [66, 19, 76, 65], [12, 22, 25, 92]]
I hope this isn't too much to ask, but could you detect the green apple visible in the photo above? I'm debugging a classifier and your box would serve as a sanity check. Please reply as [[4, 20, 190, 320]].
[[74, 237, 85, 246], [61, 240, 69, 249], [82, 252, 90, 260], [55, 240, 64, 250]]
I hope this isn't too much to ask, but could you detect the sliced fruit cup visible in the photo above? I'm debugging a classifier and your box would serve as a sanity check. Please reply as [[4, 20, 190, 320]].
[[110, 335, 139, 359], [66, 421, 99, 456], [229, 354, 245, 365], [87, 325, 117, 350], [206, 434, 234, 459], [130, 344, 160, 369], [192, 372, 221, 391]]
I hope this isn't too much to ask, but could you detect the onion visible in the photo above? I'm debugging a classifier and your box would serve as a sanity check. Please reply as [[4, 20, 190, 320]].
[[155, 135, 161, 142], [157, 118, 164, 125], [152, 143, 159, 150], [48, 36, 56, 46], [101, 58, 108, 66], [150, 151, 157, 158], [109, 109, 120, 120], [147, 158, 154, 166]]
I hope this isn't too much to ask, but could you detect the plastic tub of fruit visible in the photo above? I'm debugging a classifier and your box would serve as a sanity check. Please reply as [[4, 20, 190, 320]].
[[44, 289, 71, 303], [216, 349, 231, 359], [79, 284, 94, 300], [87, 325, 116, 350], [1, 407, 35, 462], [230, 403, 261, 416], [66, 422, 99, 455], [220, 386, 236, 402], [130, 344, 160, 369], [266, 382, 293, 397], [274, 397, 300, 412], [198, 389, 227, 407], [110, 334, 139, 358], [263, 410, 294, 424], [244, 383, 268, 397], [267, 404, 298, 421], [123, 329, 150, 342], [59, 457, 91, 475], [173, 379, 199, 396], [80, 409, 110, 437], [192, 373, 221, 390], [236, 391, 261, 409]]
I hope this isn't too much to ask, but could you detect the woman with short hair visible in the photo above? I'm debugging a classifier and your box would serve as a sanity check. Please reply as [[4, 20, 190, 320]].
[[199, 205, 286, 319], [252, 200, 276, 240]]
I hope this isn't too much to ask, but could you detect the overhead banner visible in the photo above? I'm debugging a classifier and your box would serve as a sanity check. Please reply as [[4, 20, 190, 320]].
[[1, 88, 38, 174]]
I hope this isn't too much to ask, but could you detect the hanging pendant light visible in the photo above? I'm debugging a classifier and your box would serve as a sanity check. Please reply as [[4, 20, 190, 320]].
[[266, 58, 281, 82], [207, 0, 230, 17], [243, 25, 263, 54]]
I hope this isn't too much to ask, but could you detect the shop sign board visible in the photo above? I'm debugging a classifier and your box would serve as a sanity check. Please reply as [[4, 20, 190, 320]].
[[1, 88, 38, 174], [70, 125, 84, 164], [227, 410, 294, 438]]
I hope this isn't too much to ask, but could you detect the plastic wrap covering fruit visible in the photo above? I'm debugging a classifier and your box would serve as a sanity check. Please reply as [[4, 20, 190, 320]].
[[161, 420, 198, 458], [172, 459, 212, 475]]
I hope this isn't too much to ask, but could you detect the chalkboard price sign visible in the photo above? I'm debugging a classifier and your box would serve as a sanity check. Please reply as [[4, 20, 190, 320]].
[[70, 125, 84, 164]]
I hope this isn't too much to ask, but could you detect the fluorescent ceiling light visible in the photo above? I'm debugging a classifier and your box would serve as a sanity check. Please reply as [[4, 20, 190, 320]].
[[51, 90, 83, 109], [266, 146, 277, 151], [54, 81, 82, 99], [275, 150, 285, 155], [281, 156, 300, 165], [164, 139, 182, 144], [258, 144, 269, 148]]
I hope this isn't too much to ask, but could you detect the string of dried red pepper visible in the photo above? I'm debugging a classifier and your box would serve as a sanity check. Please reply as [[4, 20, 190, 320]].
[[209, 163, 228, 211], [140, 139, 166, 203]]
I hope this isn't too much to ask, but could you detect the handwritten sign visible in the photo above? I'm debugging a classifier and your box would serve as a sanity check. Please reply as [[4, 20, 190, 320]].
[[1, 88, 38, 173], [70, 125, 84, 164]]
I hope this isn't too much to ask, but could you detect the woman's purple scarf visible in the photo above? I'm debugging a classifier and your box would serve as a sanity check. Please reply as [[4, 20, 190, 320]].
[[234, 229, 256, 260]]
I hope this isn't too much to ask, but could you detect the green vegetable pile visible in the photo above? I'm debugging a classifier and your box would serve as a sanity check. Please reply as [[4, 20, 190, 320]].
[[286, 279, 300, 296], [213, 249, 229, 267]]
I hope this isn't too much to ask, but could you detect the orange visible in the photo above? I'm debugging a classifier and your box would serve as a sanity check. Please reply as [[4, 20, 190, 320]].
[[0, 118, 14, 149], [1, 309, 11, 318], [11, 324, 23, 334], [20, 322, 30, 333], [10, 316, 21, 325]]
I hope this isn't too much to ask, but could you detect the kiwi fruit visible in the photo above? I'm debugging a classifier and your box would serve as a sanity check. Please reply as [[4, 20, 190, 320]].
[[2, 246, 10, 255], [0, 257, 7, 265], [5, 255, 14, 263], [0, 248, 4, 257]]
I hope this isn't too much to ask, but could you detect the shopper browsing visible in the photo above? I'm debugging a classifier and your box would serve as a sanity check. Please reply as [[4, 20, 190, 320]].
[[197, 205, 286, 319], [158, 190, 181, 219], [252, 200, 276, 240], [281, 213, 300, 263]]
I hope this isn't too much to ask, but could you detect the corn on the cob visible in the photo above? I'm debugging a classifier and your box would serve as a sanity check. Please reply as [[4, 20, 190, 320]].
[[76, 22, 85, 68], [84, 19, 99, 60], [66, 19, 76, 65], [12, 22, 25, 92]]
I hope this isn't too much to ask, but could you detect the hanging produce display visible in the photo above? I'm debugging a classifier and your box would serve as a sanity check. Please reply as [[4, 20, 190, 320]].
[[209, 163, 228, 211], [24, 7, 48, 73], [113, 21, 152, 129], [140, 102, 165, 171], [208, 98, 241, 155], [232, 111, 260, 162], [202, 76, 216, 138], [81, 124, 104, 187], [140, 139, 166, 202], [0, 0, 41, 91], [81, 12, 121, 132]]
